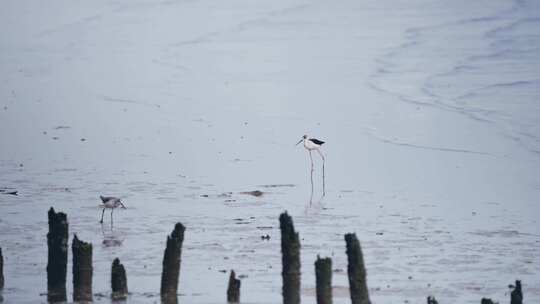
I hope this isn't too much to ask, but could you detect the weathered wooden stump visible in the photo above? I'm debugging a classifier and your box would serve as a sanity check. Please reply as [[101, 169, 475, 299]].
[[344, 233, 370, 304], [315, 256, 332, 304], [481, 298, 495, 304], [160, 223, 185, 303], [511, 280, 523, 304], [47, 207, 68, 302], [111, 258, 128, 300], [427, 296, 438, 304], [0, 247, 4, 290], [280, 212, 301, 304], [227, 270, 241, 303], [72, 234, 92, 302]]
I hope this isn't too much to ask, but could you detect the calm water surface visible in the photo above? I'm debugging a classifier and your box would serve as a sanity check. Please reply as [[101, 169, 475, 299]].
[[0, 0, 539, 303]]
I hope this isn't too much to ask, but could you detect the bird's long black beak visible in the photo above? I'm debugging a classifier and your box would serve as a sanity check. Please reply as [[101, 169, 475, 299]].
[[295, 139, 303, 146], [120, 202, 127, 209]]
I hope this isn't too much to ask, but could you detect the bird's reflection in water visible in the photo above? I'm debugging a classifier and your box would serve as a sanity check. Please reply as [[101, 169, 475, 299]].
[[101, 223, 124, 247], [306, 185, 325, 215]]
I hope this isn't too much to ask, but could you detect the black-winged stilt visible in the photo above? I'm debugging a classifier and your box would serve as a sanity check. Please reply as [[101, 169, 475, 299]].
[[99, 196, 126, 223], [296, 135, 326, 195]]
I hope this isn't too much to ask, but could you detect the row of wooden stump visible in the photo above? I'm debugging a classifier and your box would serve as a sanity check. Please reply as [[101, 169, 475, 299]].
[[0, 207, 525, 304]]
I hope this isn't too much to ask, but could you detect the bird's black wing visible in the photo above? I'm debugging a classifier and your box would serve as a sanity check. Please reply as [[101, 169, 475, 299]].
[[309, 138, 325, 145]]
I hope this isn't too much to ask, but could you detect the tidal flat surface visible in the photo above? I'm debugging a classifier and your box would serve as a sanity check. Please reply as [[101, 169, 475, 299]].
[[0, 0, 539, 303]]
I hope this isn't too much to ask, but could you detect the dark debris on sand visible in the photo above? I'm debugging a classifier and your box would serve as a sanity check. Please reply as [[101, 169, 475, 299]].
[[240, 190, 263, 197]]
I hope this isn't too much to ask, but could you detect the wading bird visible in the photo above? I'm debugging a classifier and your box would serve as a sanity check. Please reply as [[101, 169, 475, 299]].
[[296, 135, 326, 195], [99, 196, 126, 223]]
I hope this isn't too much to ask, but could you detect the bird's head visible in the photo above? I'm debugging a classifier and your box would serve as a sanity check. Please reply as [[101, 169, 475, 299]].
[[115, 200, 127, 209], [296, 135, 308, 146]]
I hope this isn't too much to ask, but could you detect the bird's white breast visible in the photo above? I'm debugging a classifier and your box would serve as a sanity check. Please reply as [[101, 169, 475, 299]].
[[303, 139, 319, 150]]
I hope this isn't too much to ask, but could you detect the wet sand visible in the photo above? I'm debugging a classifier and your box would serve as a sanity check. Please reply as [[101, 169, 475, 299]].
[[1, 0, 539, 303]]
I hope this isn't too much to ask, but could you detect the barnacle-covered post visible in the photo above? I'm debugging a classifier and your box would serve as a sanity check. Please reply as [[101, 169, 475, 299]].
[[345, 233, 370, 304], [72, 234, 92, 302], [160, 223, 185, 303], [47, 208, 68, 302], [280, 212, 301, 304], [0, 247, 4, 290], [511, 280, 523, 304], [227, 270, 241, 303], [315, 256, 332, 304], [111, 258, 128, 300]]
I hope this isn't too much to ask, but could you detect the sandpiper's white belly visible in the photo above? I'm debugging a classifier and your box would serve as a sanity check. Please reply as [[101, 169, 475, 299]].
[[103, 200, 117, 208]]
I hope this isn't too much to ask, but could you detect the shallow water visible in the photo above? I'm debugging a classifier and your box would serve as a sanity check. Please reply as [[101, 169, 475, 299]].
[[1, 0, 539, 303]]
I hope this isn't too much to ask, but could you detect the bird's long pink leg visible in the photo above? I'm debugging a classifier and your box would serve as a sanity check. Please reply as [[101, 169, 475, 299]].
[[309, 150, 314, 172], [317, 149, 326, 195], [309, 150, 314, 196]]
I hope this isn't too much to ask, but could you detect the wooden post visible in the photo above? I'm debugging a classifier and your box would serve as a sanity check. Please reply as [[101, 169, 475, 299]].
[[315, 256, 332, 304], [344, 233, 370, 304], [111, 258, 128, 300], [0, 247, 4, 290], [279, 212, 301, 304], [72, 234, 92, 302], [427, 296, 438, 304], [47, 207, 68, 302], [0, 248, 2, 303], [511, 280, 523, 304], [227, 270, 241, 303], [160, 223, 185, 303]]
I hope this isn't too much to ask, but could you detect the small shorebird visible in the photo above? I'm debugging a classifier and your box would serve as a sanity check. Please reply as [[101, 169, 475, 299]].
[[99, 196, 126, 223], [296, 135, 326, 195]]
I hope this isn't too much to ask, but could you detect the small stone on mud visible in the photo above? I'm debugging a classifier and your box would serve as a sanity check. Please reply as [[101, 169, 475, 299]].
[[102, 239, 123, 247], [240, 190, 263, 197], [261, 234, 270, 240]]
